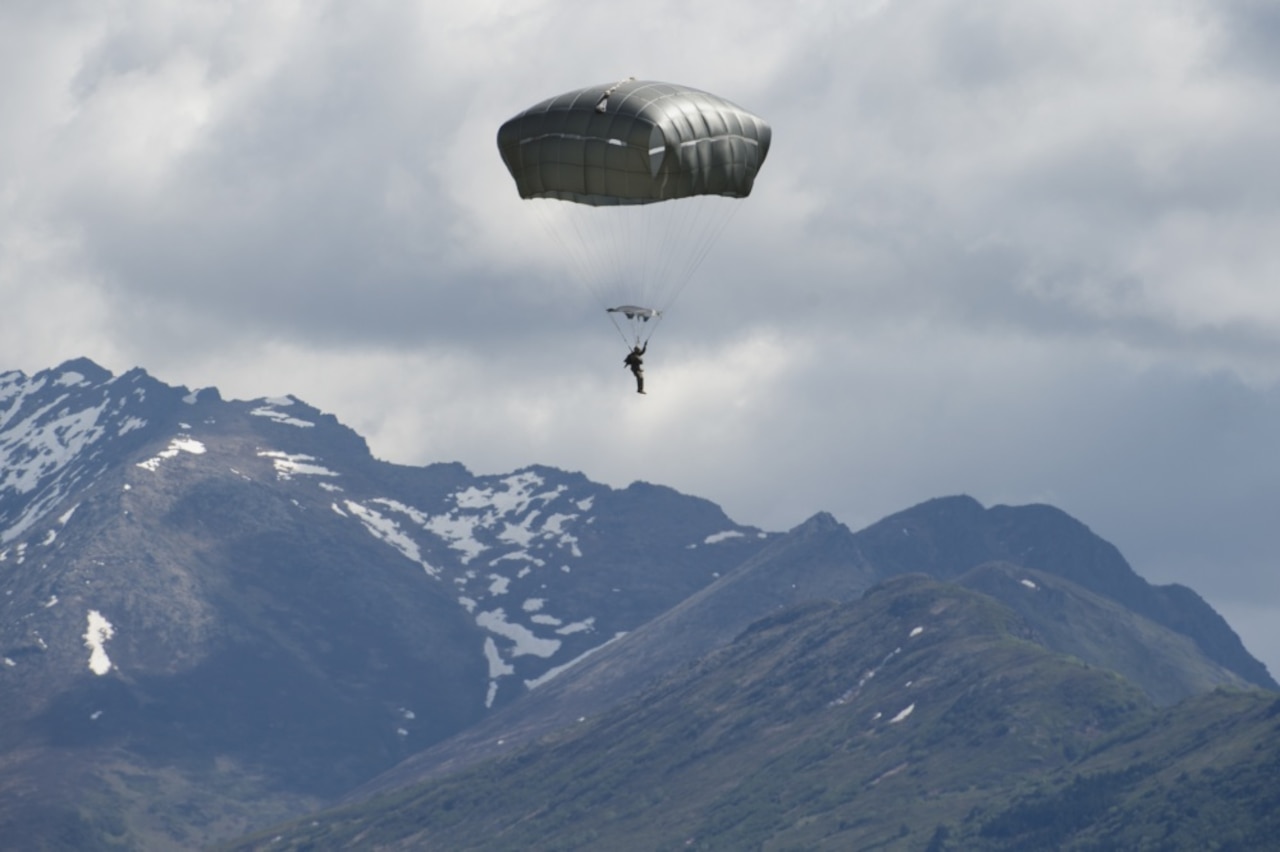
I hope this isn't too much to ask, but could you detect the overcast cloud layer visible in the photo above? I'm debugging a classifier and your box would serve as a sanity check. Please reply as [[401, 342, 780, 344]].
[[2, 0, 1278, 676]]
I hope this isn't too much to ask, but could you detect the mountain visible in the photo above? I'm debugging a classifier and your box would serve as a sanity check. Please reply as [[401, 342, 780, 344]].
[[0, 358, 1273, 850], [351, 503, 1259, 800], [858, 496, 1275, 689], [223, 575, 1280, 851], [0, 359, 770, 847]]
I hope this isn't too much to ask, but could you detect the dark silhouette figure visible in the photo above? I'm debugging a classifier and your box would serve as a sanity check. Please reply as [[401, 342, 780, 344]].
[[624, 344, 647, 394]]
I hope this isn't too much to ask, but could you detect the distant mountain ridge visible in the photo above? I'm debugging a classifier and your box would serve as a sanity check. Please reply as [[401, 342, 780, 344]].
[[858, 495, 1275, 688], [0, 358, 1272, 850]]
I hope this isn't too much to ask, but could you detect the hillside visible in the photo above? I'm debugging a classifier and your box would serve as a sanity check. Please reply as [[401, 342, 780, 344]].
[[225, 575, 1280, 851]]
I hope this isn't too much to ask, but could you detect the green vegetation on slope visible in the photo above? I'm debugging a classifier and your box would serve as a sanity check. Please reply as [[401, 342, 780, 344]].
[[219, 576, 1278, 851]]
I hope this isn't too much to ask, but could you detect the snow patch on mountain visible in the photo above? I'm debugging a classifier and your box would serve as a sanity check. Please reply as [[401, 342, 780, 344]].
[[258, 450, 338, 479], [889, 703, 916, 723], [424, 512, 488, 563], [84, 610, 115, 675], [555, 616, 595, 636], [344, 501, 439, 578], [541, 513, 582, 555], [831, 643, 910, 708], [4, 400, 109, 490], [476, 608, 562, 658], [118, 416, 147, 435], [498, 513, 540, 549], [483, 636, 514, 678], [250, 398, 315, 428], [525, 631, 626, 689], [492, 551, 544, 569], [483, 637, 516, 708], [456, 471, 556, 515], [369, 499, 429, 527], [346, 473, 589, 604], [136, 437, 207, 472]]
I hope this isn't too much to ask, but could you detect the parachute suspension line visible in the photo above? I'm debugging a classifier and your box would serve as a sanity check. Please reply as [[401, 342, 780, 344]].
[[529, 199, 666, 350], [621, 200, 669, 349], [621, 195, 741, 322], [661, 198, 743, 314], [598, 203, 638, 310], [528, 194, 740, 351], [529, 200, 617, 316], [645, 199, 682, 310], [524, 197, 742, 365]]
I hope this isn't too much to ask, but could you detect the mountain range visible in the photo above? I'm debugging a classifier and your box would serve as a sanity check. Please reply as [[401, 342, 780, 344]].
[[0, 358, 1274, 850]]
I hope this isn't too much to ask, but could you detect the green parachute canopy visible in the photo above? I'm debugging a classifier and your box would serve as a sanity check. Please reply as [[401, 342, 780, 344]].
[[498, 79, 771, 206]]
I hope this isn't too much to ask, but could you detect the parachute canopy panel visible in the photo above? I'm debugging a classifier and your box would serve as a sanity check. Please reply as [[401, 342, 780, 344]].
[[497, 79, 772, 206]]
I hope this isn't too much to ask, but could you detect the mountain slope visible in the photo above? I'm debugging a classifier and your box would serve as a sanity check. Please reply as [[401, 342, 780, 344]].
[[354, 501, 1257, 800], [228, 574, 1280, 851], [947, 687, 1280, 850], [957, 562, 1249, 705], [0, 360, 772, 848]]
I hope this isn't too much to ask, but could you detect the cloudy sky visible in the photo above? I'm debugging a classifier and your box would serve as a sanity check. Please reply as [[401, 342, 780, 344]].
[[3, 0, 1278, 677]]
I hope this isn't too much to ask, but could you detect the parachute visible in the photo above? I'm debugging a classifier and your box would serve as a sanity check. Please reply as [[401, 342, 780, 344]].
[[497, 79, 771, 346]]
